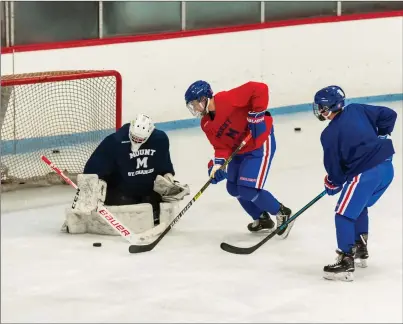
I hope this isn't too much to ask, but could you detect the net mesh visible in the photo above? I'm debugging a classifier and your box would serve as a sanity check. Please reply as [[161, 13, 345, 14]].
[[0, 70, 122, 192]]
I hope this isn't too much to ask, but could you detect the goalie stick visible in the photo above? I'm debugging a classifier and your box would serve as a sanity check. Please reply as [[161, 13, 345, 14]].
[[128, 133, 253, 254], [40, 155, 165, 244], [220, 190, 327, 255]]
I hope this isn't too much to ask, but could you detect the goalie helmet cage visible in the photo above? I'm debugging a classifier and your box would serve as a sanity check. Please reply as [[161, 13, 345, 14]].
[[0, 70, 122, 192]]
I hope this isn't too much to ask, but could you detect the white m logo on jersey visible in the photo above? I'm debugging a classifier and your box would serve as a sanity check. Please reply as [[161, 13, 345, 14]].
[[136, 157, 148, 169]]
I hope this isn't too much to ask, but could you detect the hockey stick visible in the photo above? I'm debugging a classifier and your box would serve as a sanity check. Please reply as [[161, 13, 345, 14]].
[[220, 190, 327, 255], [128, 133, 253, 254], [40, 155, 165, 243]]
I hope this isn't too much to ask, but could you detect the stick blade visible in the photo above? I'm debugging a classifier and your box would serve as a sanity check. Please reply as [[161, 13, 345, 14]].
[[220, 242, 256, 255], [128, 243, 156, 254]]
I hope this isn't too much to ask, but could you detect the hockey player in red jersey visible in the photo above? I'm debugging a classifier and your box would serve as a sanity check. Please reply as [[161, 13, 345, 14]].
[[185, 80, 293, 237]]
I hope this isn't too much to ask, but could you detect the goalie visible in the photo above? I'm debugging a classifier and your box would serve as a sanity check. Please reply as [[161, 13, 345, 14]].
[[62, 113, 190, 236]]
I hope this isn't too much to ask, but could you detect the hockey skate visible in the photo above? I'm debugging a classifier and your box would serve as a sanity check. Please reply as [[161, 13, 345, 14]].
[[354, 234, 368, 268], [276, 204, 294, 239], [247, 212, 275, 233], [323, 249, 355, 282]]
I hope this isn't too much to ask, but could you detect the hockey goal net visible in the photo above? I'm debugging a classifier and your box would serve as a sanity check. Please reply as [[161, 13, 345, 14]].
[[1, 70, 122, 192]]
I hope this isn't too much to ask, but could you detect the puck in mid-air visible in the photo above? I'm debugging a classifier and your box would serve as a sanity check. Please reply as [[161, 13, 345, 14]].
[[93, 242, 102, 247], [52, 149, 60, 154], [294, 127, 301, 132]]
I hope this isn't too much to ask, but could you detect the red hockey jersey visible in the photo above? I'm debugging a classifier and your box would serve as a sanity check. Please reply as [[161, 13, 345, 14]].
[[201, 81, 273, 159]]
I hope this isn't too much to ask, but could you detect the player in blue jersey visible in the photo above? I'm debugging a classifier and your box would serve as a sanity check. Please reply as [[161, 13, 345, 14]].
[[313, 85, 397, 281], [62, 114, 189, 236]]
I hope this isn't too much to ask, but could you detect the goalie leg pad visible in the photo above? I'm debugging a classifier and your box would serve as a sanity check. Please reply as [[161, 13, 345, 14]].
[[63, 208, 88, 234], [62, 202, 156, 236], [159, 202, 178, 225], [87, 203, 154, 235], [72, 174, 107, 214], [87, 210, 117, 236]]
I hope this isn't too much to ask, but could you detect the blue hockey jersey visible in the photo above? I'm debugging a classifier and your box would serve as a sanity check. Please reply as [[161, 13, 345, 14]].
[[321, 103, 397, 186], [84, 123, 175, 196]]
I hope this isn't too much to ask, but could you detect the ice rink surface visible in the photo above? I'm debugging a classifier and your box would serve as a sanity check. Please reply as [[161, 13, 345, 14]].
[[1, 101, 402, 323]]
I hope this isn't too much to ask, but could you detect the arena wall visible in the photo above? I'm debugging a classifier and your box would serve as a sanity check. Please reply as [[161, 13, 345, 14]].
[[1, 15, 402, 150]]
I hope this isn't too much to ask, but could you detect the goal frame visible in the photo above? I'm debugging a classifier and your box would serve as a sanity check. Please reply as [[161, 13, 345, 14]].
[[0, 69, 123, 191], [1, 70, 122, 129]]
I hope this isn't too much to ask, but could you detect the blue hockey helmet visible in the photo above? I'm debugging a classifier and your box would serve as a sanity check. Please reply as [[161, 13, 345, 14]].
[[313, 85, 345, 121], [184, 80, 213, 118]]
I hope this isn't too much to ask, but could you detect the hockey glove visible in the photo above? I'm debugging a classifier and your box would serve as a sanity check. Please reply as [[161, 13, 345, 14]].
[[324, 175, 342, 196], [377, 126, 392, 137], [153, 174, 190, 202], [208, 158, 227, 184], [377, 134, 393, 161], [247, 111, 266, 139]]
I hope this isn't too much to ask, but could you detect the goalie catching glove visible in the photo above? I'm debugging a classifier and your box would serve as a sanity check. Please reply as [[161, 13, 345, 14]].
[[153, 173, 190, 202]]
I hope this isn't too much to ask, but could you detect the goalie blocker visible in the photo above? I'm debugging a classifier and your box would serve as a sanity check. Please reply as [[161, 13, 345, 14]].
[[62, 173, 190, 236]]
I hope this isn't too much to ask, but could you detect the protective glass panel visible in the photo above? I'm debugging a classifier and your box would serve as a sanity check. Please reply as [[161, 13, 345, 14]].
[[1, 2, 6, 47], [341, 1, 403, 14], [265, 1, 337, 21], [13, 1, 99, 45], [186, 1, 261, 30], [103, 1, 182, 36]]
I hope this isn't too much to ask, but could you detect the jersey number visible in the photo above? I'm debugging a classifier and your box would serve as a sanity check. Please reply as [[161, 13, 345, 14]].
[[226, 128, 239, 139], [136, 157, 148, 169]]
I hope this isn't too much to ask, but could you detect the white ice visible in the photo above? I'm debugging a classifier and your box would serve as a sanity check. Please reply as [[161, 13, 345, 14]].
[[1, 101, 402, 323]]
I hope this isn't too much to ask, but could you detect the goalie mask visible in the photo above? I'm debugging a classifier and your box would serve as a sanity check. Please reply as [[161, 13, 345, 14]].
[[129, 114, 155, 152]]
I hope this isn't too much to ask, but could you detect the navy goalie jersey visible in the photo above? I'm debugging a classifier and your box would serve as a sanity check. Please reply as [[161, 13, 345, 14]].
[[84, 123, 175, 197], [320, 103, 397, 186]]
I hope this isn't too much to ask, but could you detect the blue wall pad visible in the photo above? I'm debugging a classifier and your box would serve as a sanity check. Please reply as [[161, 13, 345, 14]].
[[1, 129, 114, 156], [155, 93, 402, 131]]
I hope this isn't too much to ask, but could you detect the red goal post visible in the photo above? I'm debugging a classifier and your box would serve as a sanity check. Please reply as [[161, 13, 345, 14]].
[[0, 70, 122, 192]]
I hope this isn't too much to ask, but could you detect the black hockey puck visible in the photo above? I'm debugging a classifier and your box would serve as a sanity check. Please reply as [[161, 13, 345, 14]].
[[52, 149, 60, 154], [294, 127, 301, 132], [93, 242, 102, 247]]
